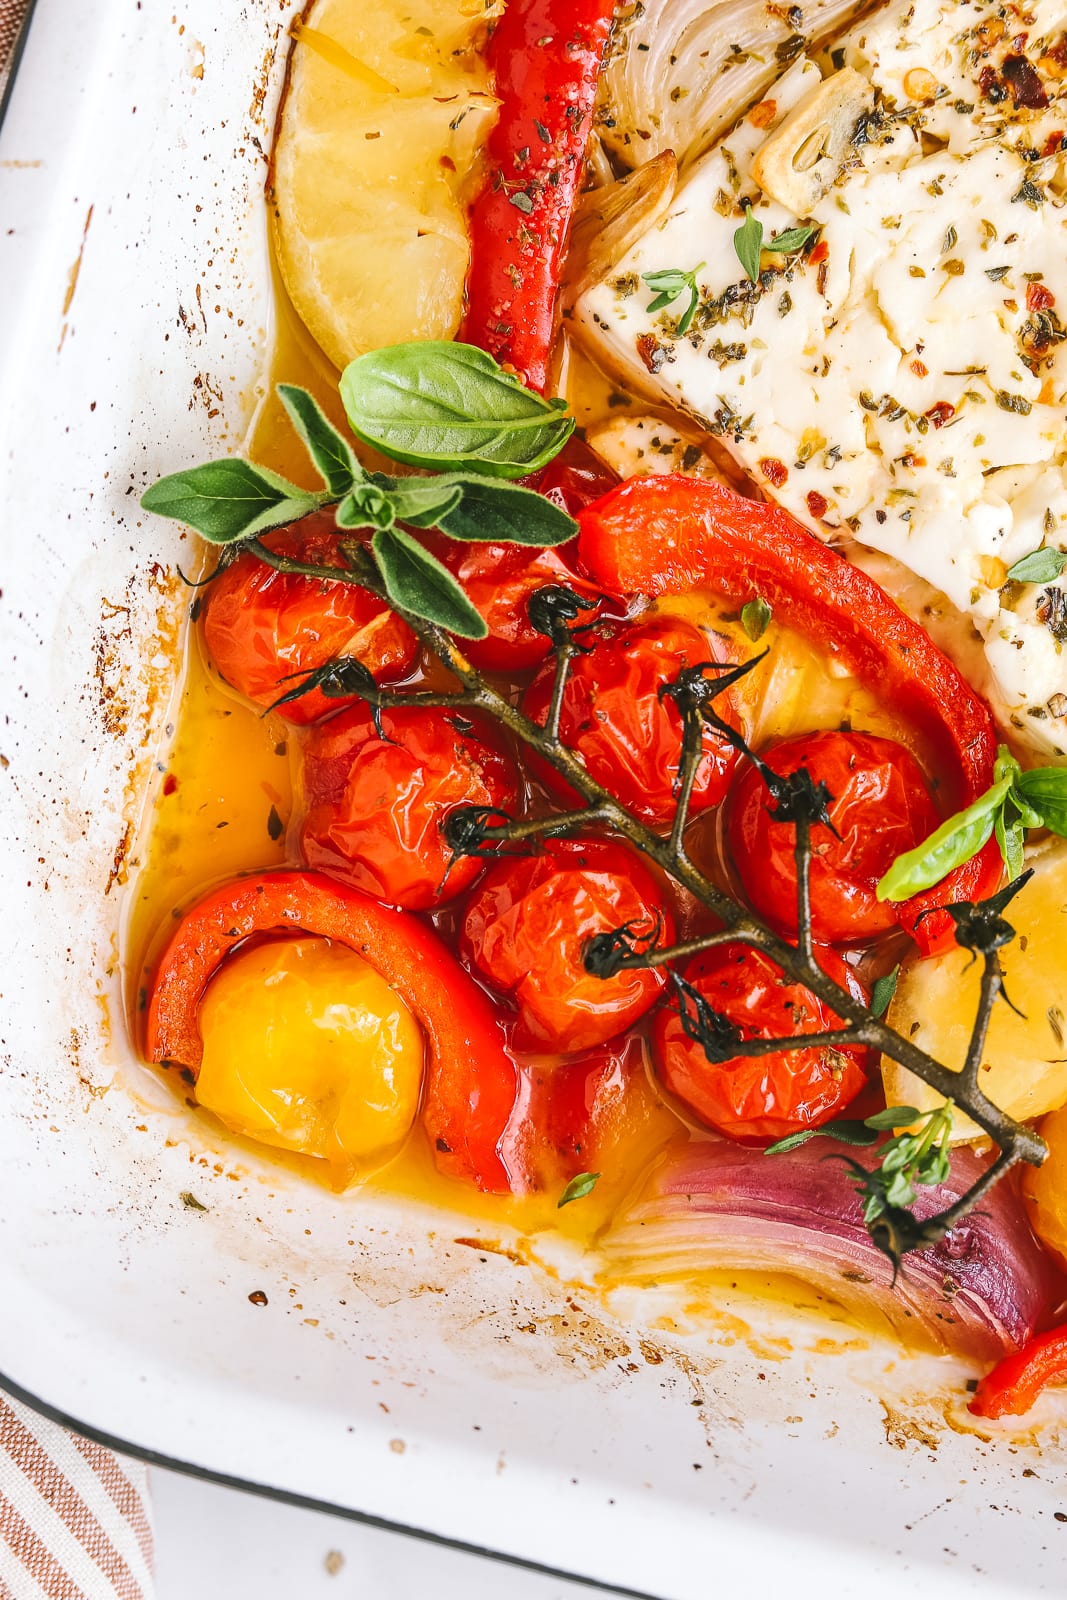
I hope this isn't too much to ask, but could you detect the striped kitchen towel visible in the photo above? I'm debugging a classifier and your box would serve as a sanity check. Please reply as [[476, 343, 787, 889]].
[[0, 1397, 153, 1600], [0, 0, 29, 101]]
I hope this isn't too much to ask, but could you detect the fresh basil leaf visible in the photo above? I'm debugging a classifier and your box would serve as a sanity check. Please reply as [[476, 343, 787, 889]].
[[765, 1120, 878, 1155], [371, 526, 487, 638], [733, 205, 764, 284], [558, 1171, 600, 1208], [1006, 546, 1067, 584], [339, 341, 574, 478], [741, 596, 772, 641], [1016, 765, 1067, 835], [435, 477, 578, 546], [379, 477, 465, 530], [766, 223, 818, 253], [870, 967, 900, 1018], [276, 384, 361, 498], [141, 459, 323, 543], [875, 775, 1013, 901], [864, 1105, 921, 1131]]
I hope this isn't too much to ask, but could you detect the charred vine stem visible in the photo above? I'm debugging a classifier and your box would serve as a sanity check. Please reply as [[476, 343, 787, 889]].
[[242, 538, 1047, 1262]]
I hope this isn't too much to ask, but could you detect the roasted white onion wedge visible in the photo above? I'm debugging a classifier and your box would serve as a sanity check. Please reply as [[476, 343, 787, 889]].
[[563, 152, 678, 308], [597, 0, 874, 171]]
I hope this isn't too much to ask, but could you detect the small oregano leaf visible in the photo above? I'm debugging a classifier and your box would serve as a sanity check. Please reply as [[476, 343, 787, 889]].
[[733, 204, 764, 284], [276, 383, 362, 498], [558, 1171, 600, 1208], [764, 1120, 878, 1155], [1005, 546, 1067, 584], [141, 459, 323, 543], [371, 526, 488, 638], [870, 966, 900, 1018], [741, 596, 772, 641]]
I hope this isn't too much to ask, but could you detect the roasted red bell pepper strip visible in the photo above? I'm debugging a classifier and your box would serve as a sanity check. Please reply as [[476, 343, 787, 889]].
[[460, 0, 617, 392], [144, 870, 517, 1193], [577, 475, 1002, 955], [969, 1324, 1067, 1419]]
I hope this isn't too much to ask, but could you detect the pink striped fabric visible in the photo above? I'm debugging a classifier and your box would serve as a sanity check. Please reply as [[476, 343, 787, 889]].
[[0, 1399, 154, 1600]]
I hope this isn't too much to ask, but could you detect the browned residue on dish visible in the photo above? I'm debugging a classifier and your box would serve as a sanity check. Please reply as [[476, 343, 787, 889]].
[[58, 204, 94, 351], [454, 1236, 527, 1267], [881, 1400, 942, 1453]]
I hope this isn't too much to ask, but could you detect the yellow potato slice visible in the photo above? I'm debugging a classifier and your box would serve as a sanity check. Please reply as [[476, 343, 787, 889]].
[[270, 0, 499, 372], [882, 840, 1067, 1141]]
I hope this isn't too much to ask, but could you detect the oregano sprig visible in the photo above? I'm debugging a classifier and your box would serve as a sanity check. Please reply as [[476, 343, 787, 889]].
[[141, 343, 579, 636]]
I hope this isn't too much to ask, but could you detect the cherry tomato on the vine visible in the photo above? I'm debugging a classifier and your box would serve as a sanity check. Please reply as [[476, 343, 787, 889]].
[[522, 616, 743, 829], [202, 512, 417, 724], [653, 943, 870, 1143], [426, 534, 619, 672], [728, 730, 941, 945], [300, 704, 518, 910], [460, 836, 675, 1053]]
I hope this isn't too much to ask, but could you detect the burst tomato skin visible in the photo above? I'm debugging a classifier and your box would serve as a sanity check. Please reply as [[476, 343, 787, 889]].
[[202, 514, 417, 724], [653, 944, 869, 1142], [521, 616, 743, 828], [728, 730, 942, 944], [299, 704, 519, 911], [460, 836, 675, 1053]]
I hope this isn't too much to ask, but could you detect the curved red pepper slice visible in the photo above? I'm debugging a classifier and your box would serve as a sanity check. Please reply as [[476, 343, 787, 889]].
[[144, 870, 517, 1192], [577, 475, 1002, 955], [461, 0, 617, 392], [969, 1324, 1067, 1419]]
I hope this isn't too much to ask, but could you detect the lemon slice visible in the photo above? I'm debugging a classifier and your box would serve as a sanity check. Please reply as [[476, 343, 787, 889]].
[[270, 0, 499, 372]]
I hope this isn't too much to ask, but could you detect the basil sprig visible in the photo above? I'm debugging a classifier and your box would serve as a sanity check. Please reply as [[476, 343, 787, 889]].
[[877, 744, 1067, 902], [140, 344, 580, 637], [339, 341, 574, 476]]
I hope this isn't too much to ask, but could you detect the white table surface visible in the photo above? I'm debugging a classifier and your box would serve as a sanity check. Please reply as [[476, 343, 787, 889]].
[[151, 1467, 624, 1600]]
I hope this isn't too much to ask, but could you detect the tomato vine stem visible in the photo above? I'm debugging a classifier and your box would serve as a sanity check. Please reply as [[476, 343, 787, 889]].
[[242, 537, 1046, 1264]]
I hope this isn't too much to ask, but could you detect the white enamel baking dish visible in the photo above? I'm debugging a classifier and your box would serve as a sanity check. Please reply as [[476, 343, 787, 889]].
[[2, 4, 1066, 1595]]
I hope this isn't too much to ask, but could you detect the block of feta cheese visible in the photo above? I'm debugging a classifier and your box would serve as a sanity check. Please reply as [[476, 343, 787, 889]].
[[575, 0, 1067, 757]]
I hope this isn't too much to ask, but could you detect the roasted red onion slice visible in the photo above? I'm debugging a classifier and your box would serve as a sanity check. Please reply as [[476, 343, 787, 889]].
[[602, 1139, 1062, 1359]]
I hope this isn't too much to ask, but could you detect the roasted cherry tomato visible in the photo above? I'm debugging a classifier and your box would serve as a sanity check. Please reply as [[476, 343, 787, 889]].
[[426, 534, 619, 672], [202, 513, 417, 725], [652, 944, 869, 1142], [300, 704, 518, 910], [522, 616, 743, 829], [578, 475, 1002, 954], [728, 731, 941, 944], [460, 836, 675, 1053], [534, 436, 620, 515], [144, 870, 519, 1193]]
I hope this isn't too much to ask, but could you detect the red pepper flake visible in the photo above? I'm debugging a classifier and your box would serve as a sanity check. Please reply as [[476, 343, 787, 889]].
[[1027, 280, 1055, 312], [749, 98, 777, 129], [1002, 53, 1049, 109], [162, 773, 179, 797], [808, 240, 829, 266], [1043, 130, 1066, 157], [439, 154, 456, 172], [759, 457, 789, 488], [806, 490, 829, 518], [910, 358, 929, 378], [979, 64, 1009, 103], [925, 401, 955, 428], [636, 332, 668, 374]]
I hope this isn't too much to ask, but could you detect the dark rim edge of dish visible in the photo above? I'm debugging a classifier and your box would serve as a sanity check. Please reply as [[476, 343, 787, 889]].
[[0, 1366, 666, 1600], [0, 0, 40, 133]]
